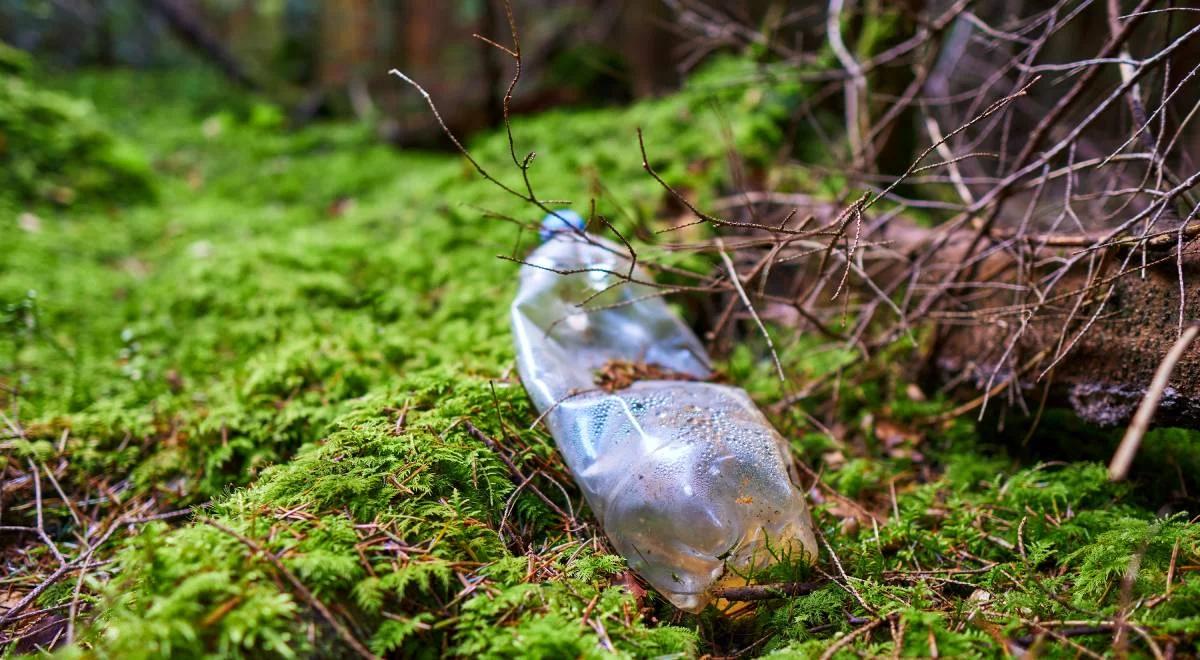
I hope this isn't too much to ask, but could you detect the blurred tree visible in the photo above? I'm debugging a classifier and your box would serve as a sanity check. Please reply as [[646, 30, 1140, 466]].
[[0, 0, 697, 142]]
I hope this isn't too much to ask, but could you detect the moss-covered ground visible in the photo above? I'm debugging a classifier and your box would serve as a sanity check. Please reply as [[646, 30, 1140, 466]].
[[3, 63, 1200, 658]]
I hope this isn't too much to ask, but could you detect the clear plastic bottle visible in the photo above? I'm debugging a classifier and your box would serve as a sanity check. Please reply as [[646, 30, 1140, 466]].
[[511, 212, 817, 611]]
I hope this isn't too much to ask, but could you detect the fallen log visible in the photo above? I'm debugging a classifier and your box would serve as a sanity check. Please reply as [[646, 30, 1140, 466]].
[[706, 199, 1200, 429]]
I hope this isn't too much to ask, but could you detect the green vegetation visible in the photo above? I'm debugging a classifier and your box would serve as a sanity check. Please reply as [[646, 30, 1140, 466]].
[[3, 62, 1199, 658], [0, 62, 153, 207]]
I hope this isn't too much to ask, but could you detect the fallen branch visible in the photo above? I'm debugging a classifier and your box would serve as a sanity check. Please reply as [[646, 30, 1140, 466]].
[[711, 579, 826, 601]]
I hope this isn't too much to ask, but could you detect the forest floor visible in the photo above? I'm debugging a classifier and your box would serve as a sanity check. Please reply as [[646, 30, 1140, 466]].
[[3, 63, 1200, 658]]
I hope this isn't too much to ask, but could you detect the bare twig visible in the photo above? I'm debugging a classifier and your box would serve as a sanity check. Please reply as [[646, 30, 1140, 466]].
[[717, 238, 786, 383]]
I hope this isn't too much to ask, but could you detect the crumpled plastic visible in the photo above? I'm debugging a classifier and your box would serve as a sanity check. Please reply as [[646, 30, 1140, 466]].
[[511, 214, 818, 611]]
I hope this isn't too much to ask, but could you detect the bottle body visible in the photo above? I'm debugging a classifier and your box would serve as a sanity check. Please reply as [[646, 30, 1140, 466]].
[[511, 230, 816, 611]]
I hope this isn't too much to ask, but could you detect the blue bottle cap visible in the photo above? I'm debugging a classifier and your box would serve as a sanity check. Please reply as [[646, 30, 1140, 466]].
[[539, 209, 586, 242]]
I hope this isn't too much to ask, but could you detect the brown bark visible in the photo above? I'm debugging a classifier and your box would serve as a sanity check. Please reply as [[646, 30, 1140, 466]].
[[933, 243, 1200, 427]]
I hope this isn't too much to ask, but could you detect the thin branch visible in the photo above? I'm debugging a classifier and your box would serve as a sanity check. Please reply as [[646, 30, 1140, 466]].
[[717, 238, 786, 383]]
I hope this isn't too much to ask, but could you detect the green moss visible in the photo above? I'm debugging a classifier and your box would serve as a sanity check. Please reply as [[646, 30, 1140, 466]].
[[0, 71, 154, 206], [0, 40, 32, 75]]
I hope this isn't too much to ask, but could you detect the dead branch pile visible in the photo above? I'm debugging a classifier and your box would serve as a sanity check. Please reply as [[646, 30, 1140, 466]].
[[659, 0, 1200, 428], [397, 0, 1200, 430]]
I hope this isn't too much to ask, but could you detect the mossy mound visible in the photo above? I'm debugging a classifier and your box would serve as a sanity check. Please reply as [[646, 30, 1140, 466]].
[[0, 58, 154, 206], [0, 40, 32, 75]]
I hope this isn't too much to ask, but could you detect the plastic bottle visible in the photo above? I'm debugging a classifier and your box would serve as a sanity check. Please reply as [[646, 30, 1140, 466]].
[[511, 211, 817, 611]]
